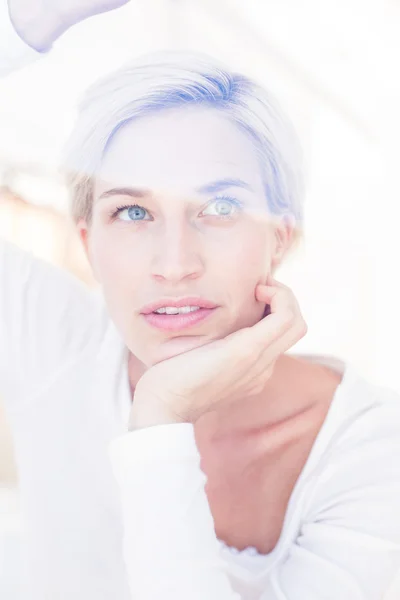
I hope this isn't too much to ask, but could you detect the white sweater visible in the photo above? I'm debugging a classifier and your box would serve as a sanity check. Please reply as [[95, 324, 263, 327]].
[[1, 4, 400, 599]]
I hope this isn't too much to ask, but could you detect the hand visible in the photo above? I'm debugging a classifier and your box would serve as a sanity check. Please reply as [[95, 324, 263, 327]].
[[48, 0, 131, 31], [8, 0, 131, 51], [130, 275, 308, 429]]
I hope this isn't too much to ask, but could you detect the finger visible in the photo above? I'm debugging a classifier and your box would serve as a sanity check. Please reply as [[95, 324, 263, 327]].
[[259, 314, 307, 365], [249, 305, 307, 384], [258, 279, 307, 361], [227, 280, 304, 362], [256, 283, 297, 321], [241, 310, 305, 395], [250, 284, 306, 353], [256, 277, 289, 303], [231, 308, 293, 363]]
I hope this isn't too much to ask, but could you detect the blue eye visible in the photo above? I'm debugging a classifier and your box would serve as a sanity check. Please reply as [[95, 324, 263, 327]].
[[201, 195, 243, 219], [109, 195, 243, 223], [111, 204, 151, 222]]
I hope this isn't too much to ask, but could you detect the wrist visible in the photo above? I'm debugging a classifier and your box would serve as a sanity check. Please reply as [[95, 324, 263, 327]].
[[8, 0, 67, 52], [129, 394, 184, 432]]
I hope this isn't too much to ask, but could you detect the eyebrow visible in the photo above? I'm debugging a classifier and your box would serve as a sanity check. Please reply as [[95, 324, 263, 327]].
[[97, 178, 254, 200]]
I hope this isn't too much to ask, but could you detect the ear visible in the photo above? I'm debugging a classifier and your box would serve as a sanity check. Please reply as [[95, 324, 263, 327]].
[[76, 218, 90, 257], [76, 218, 101, 283], [271, 214, 296, 269], [76, 217, 97, 275]]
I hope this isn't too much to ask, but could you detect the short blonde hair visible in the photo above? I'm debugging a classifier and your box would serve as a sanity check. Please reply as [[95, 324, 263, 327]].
[[61, 50, 305, 244]]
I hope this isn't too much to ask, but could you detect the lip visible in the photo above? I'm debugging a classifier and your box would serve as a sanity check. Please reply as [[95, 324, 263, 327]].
[[140, 296, 219, 315], [142, 307, 217, 331]]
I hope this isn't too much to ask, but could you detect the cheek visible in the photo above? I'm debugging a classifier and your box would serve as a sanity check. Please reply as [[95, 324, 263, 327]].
[[227, 230, 270, 278], [89, 230, 144, 306], [219, 232, 270, 320]]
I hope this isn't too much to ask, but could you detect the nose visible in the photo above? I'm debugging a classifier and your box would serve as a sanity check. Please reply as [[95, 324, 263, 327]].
[[150, 220, 204, 284]]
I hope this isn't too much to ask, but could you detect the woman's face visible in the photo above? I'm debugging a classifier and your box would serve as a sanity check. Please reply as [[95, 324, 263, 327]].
[[80, 106, 293, 366]]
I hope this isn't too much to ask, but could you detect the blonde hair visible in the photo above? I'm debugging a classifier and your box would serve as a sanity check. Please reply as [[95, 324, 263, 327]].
[[61, 50, 305, 245]]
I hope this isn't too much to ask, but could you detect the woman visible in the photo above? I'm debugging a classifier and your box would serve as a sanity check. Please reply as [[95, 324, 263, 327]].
[[1, 2, 400, 599]]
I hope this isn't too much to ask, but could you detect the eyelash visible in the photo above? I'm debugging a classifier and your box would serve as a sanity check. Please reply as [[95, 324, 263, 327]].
[[108, 195, 244, 222]]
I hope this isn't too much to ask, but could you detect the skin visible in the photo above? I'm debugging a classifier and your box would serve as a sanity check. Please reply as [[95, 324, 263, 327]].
[[80, 106, 291, 365], [77, 105, 342, 552], [8, 0, 131, 51]]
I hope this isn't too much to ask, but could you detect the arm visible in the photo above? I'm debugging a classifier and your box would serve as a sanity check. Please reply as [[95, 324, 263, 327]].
[[0, 0, 131, 77], [109, 423, 241, 600], [7, 0, 63, 52], [108, 398, 400, 600], [0, 236, 101, 408], [0, 0, 132, 399]]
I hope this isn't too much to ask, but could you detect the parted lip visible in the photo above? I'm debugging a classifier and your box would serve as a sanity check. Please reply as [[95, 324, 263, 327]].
[[140, 297, 219, 314]]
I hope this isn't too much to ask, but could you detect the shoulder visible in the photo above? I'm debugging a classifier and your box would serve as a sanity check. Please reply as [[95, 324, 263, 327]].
[[304, 368, 400, 530], [281, 356, 400, 600], [330, 370, 400, 453]]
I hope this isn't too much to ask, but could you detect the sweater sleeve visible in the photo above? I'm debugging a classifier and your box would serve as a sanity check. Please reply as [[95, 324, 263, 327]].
[[0, 238, 101, 408], [108, 423, 241, 600], [0, 0, 46, 78]]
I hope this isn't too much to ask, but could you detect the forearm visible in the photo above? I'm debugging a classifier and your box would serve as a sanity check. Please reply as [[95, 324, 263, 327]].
[[109, 424, 241, 599], [7, 0, 66, 52]]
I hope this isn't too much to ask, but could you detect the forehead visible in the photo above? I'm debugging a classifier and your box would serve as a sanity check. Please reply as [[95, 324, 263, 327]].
[[95, 106, 263, 196]]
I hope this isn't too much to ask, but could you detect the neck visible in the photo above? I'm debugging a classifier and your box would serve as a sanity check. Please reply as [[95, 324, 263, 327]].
[[197, 355, 317, 439]]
